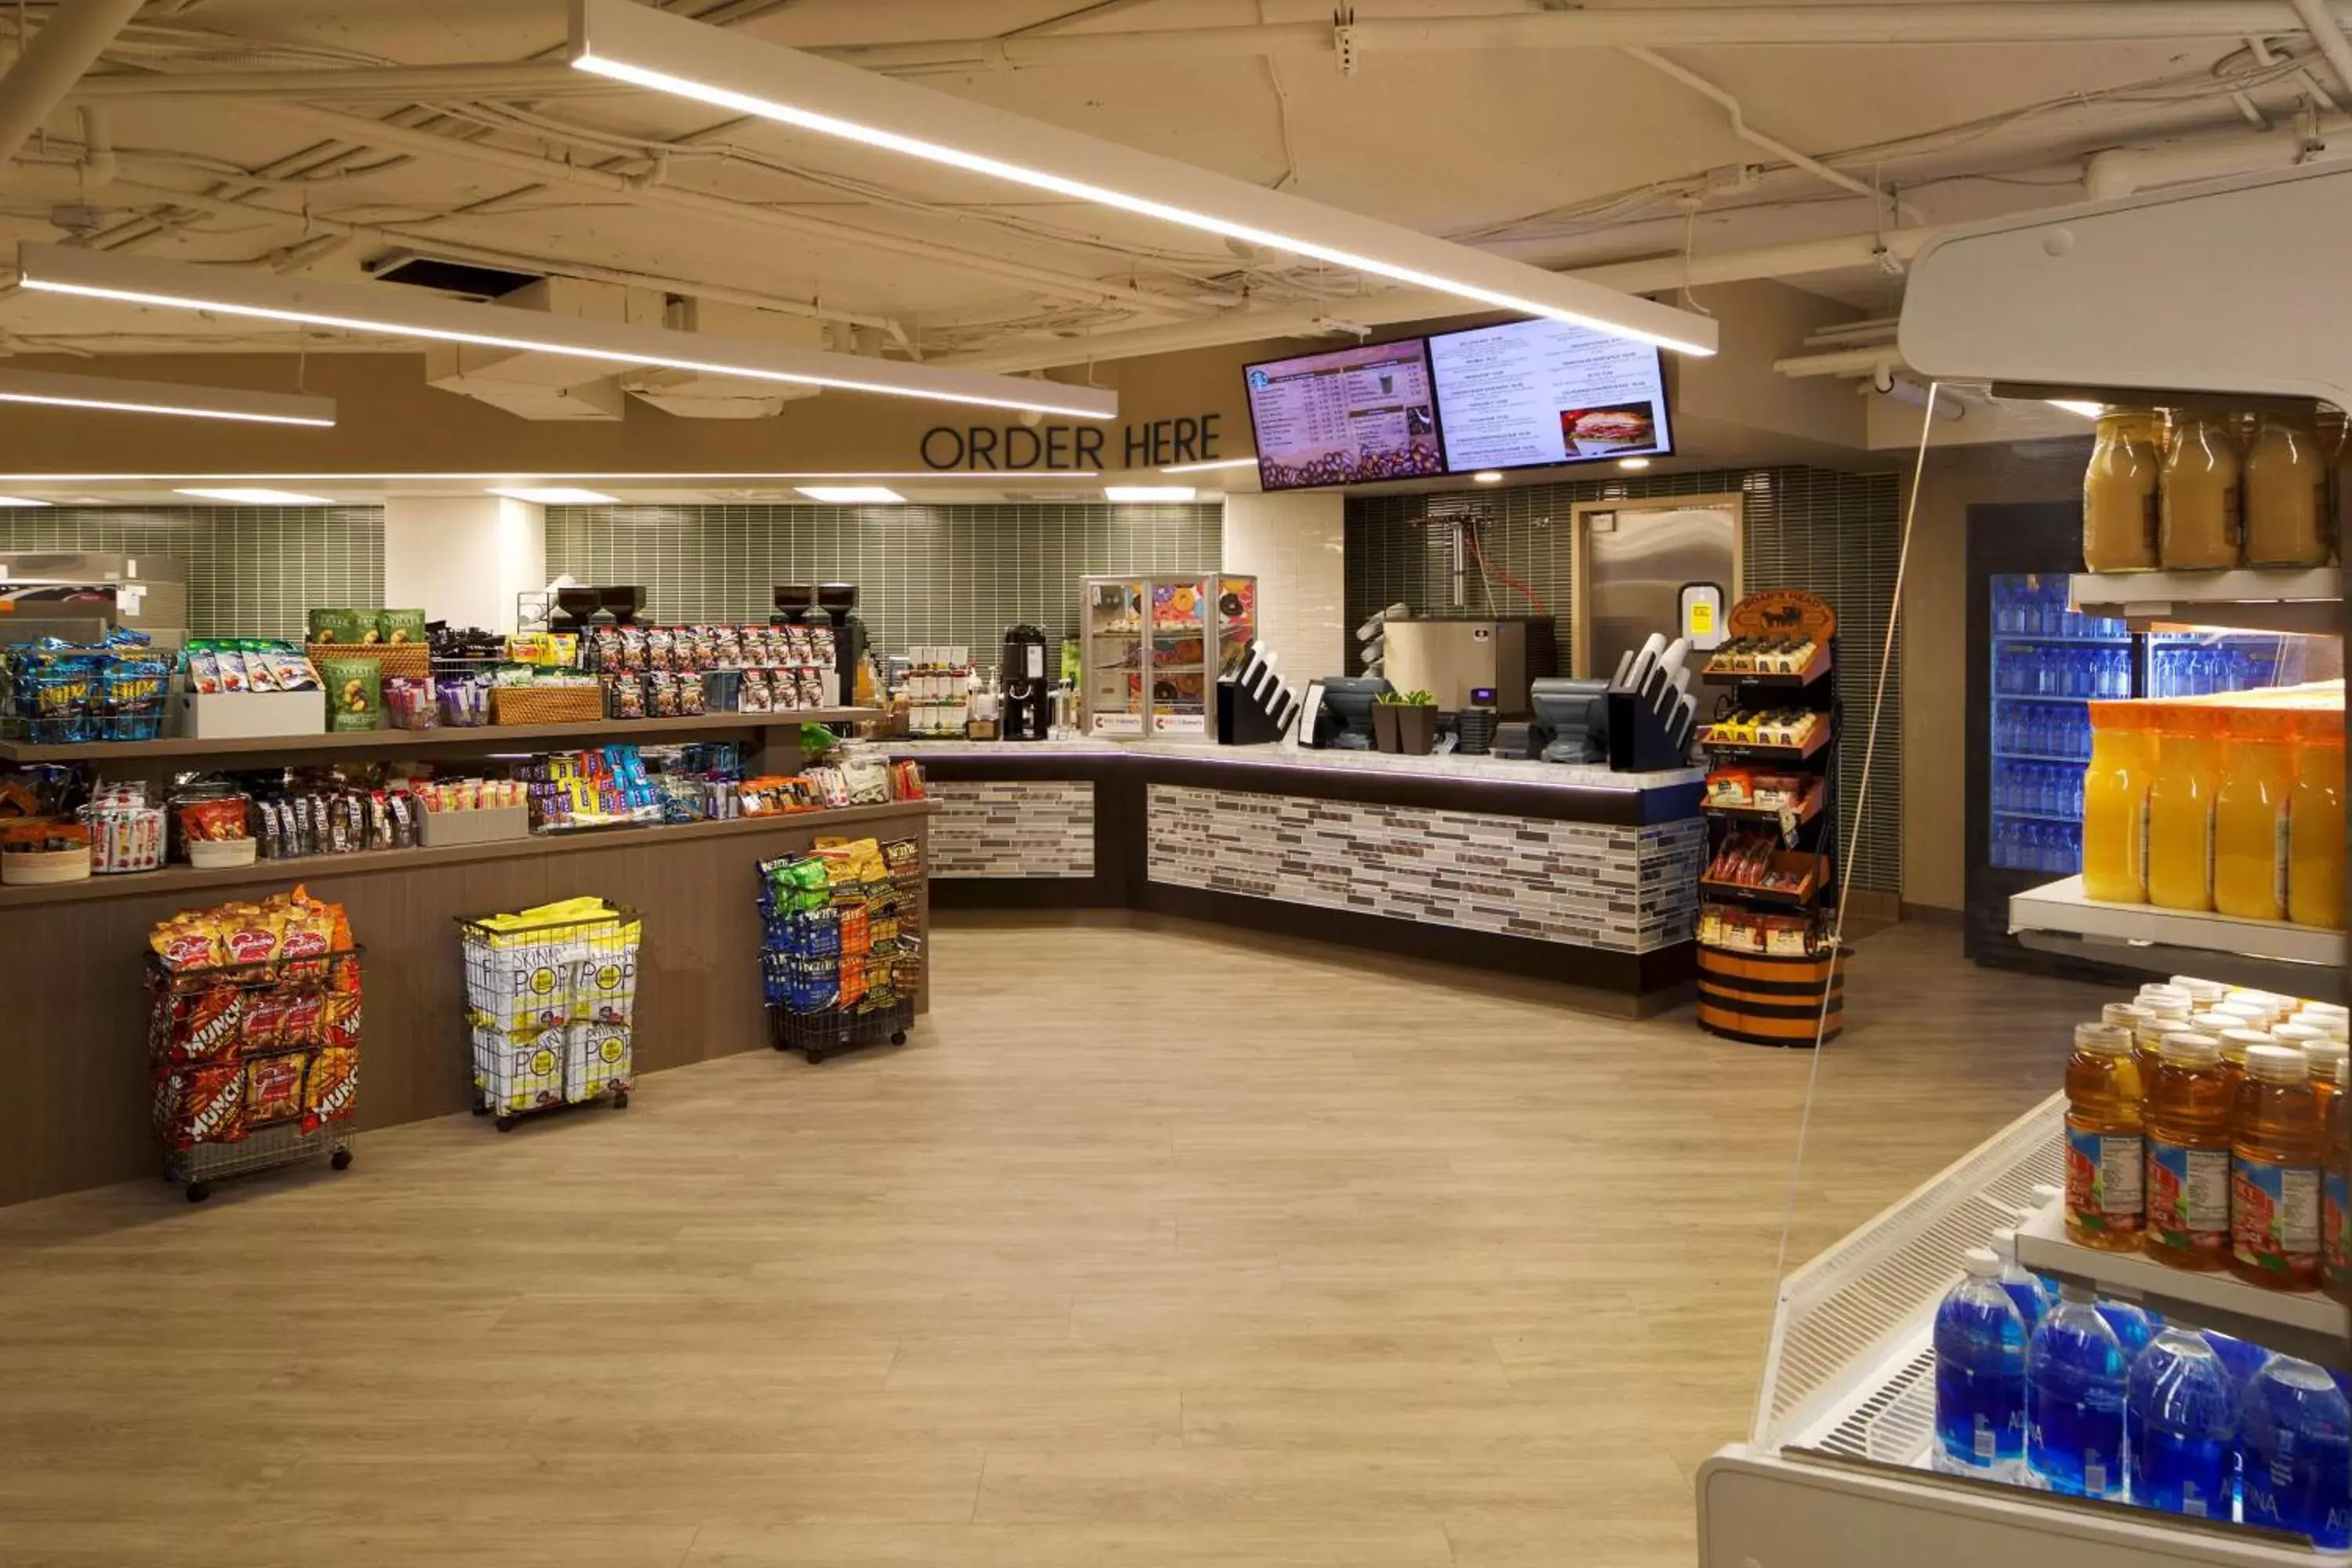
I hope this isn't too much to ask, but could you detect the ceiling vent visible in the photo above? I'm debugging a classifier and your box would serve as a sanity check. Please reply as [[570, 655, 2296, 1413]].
[[619, 298, 825, 420], [365, 250, 544, 301], [422, 274, 644, 422]]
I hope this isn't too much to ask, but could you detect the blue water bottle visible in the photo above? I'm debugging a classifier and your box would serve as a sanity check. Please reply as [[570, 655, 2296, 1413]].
[[2241, 1352, 2352, 1547], [1934, 1246, 2028, 1481], [1987, 1227, 2049, 1329], [2128, 1327, 2237, 1517], [2096, 1300, 2154, 1358], [2028, 1281, 2129, 1497]]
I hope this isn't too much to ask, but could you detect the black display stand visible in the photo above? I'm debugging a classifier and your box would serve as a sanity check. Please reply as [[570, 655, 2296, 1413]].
[[1605, 688, 1696, 772], [1693, 590, 1846, 1048], [1217, 676, 1289, 745]]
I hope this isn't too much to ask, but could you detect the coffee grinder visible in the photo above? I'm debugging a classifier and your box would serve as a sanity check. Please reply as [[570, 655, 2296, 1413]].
[[1000, 622, 1051, 741]]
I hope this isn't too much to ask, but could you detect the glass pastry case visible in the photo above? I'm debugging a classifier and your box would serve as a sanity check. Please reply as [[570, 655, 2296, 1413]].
[[1080, 573, 1255, 739]]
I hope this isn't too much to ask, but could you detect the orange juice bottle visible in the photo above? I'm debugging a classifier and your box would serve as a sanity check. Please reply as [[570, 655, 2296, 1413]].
[[2064, 1022, 2143, 1250], [2144, 1031, 2233, 1271], [2288, 706, 2346, 928], [2082, 701, 2155, 902], [2214, 706, 2299, 920], [2230, 1043, 2325, 1290], [2147, 706, 2225, 912]]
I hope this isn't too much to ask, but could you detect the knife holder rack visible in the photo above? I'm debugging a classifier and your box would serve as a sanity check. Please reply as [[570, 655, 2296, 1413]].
[[1605, 687, 1691, 772], [1218, 676, 1290, 745]]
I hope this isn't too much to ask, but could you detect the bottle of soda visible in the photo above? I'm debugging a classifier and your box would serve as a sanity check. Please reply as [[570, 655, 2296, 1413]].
[[2064, 1022, 2144, 1250]]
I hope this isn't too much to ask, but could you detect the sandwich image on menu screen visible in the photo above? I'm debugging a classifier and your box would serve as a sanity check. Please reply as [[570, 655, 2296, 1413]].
[[1243, 339, 1446, 491], [1426, 318, 1673, 474]]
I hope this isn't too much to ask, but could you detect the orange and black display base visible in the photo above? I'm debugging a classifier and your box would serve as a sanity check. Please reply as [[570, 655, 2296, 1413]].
[[1697, 944, 1846, 1048]]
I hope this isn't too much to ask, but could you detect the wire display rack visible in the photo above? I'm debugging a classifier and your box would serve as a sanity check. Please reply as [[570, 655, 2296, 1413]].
[[457, 903, 641, 1131], [146, 946, 361, 1203], [758, 840, 921, 1065]]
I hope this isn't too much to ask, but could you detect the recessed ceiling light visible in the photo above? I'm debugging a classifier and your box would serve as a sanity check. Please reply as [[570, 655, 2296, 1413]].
[[567, 0, 1715, 358], [17, 243, 1117, 419], [1617, 456, 1652, 470], [488, 486, 619, 505], [174, 488, 338, 506], [1472, 470, 1504, 485], [0, 366, 335, 427], [1104, 485, 1196, 502], [1160, 456, 1258, 474], [0, 495, 53, 507], [796, 485, 905, 503]]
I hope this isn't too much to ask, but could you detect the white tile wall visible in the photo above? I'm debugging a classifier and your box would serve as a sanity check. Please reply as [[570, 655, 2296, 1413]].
[[1220, 492, 1345, 683]]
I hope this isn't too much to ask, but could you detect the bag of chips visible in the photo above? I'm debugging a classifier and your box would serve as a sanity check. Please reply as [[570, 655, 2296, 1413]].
[[244, 1051, 309, 1126]]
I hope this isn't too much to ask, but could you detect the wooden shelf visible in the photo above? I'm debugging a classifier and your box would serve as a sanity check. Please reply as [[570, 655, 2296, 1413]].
[[0, 709, 881, 765], [1700, 724, 1831, 765], [1701, 646, 1833, 687], [0, 797, 935, 909], [1700, 879, 1820, 911], [1702, 782, 1823, 826]]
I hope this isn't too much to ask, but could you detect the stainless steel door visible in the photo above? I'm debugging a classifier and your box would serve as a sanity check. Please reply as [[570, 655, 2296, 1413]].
[[1580, 505, 1737, 681]]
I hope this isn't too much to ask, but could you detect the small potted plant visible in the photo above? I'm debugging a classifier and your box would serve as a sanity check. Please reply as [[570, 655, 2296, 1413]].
[[1370, 690, 1403, 752], [1391, 689, 1439, 755]]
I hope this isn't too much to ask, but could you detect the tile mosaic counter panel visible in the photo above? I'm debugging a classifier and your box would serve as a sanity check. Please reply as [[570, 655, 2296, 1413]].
[[927, 779, 1096, 879], [1147, 783, 1706, 953]]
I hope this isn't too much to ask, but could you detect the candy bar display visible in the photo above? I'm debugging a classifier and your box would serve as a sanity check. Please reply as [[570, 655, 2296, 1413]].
[[758, 837, 918, 1063], [518, 745, 664, 831], [459, 895, 640, 1127], [249, 782, 423, 859], [144, 884, 359, 1201], [2, 629, 169, 744]]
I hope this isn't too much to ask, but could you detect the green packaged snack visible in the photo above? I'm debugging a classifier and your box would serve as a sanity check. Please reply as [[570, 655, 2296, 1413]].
[[376, 608, 427, 645], [318, 656, 382, 731], [307, 608, 375, 645]]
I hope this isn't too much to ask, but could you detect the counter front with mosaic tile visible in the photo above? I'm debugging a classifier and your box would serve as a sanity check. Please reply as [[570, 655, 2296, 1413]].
[[893, 740, 1704, 1013]]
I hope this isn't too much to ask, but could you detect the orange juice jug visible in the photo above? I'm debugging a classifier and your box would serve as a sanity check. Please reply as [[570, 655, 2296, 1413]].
[[2065, 1022, 2143, 1250], [2144, 1031, 2233, 1271], [2288, 708, 2346, 928], [2082, 701, 2154, 902], [2147, 706, 2224, 912], [2214, 707, 2299, 920], [2230, 1043, 2325, 1290]]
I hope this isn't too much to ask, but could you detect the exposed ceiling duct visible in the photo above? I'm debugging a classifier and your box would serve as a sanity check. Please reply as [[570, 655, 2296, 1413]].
[[0, 0, 148, 165]]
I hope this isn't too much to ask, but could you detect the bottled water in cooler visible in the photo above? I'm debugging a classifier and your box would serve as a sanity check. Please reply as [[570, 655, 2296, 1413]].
[[2127, 1327, 2238, 1519], [2027, 1282, 2130, 1497], [1933, 1247, 2029, 1481], [1987, 1228, 2051, 1328], [2241, 1353, 2352, 1548], [2096, 1300, 2155, 1358]]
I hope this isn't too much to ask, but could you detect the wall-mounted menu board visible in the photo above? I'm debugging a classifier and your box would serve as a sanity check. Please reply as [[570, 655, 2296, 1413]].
[[1426, 317, 1673, 474], [1243, 339, 1445, 491]]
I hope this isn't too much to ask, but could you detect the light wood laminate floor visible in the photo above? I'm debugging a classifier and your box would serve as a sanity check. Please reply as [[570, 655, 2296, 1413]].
[[0, 916, 2104, 1568]]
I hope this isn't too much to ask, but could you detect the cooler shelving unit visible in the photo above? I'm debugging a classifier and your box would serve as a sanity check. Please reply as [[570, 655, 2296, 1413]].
[[1700, 162, 2352, 1568]]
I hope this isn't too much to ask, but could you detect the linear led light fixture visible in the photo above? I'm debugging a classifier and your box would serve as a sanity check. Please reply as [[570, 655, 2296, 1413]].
[[176, 488, 338, 505], [567, 0, 1716, 358], [16, 243, 1118, 419], [1160, 456, 1257, 474], [489, 486, 619, 504], [1105, 485, 1196, 502], [0, 365, 336, 427], [797, 485, 903, 503]]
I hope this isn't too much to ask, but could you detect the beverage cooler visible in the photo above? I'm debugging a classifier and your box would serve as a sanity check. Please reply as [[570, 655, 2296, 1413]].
[[1080, 573, 1256, 738], [1965, 505, 2331, 971]]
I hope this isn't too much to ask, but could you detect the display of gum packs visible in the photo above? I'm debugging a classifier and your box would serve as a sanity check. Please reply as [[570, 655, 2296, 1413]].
[[564, 1022, 631, 1103]]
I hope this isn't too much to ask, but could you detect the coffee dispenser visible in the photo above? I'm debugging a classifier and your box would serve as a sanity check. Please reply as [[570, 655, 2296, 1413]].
[[1000, 623, 1051, 741]]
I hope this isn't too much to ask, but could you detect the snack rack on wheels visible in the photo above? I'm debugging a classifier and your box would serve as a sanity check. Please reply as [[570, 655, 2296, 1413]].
[[459, 899, 641, 1131], [1697, 166, 2352, 1566], [760, 836, 921, 1065], [1695, 589, 1846, 1047], [146, 895, 361, 1203]]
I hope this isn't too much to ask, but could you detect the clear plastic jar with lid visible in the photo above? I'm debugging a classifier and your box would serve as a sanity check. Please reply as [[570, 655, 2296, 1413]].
[[2160, 413, 2244, 569], [2082, 412, 2162, 571], [2244, 413, 2330, 566]]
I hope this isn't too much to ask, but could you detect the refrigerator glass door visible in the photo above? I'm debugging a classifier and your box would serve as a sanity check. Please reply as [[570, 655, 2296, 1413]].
[[1149, 575, 1209, 735], [1986, 573, 2130, 877]]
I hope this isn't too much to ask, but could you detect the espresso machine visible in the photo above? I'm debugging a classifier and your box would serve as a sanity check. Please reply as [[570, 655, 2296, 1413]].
[[1000, 622, 1051, 741]]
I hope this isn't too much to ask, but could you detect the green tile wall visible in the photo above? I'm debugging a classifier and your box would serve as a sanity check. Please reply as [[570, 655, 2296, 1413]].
[[1348, 466, 1906, 894], [545, 502, 1223, 656], [0, 506, 384, 637]]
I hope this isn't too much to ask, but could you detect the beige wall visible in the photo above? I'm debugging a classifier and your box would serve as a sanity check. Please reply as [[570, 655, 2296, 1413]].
[[1220, 491, 1346, 683], [1900, 437, 2092, 909]]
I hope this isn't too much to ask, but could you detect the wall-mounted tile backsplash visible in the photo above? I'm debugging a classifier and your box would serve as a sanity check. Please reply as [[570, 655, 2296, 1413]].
[[0, 506, 384, 637], [1347, 466, 1904, 894], [545, 503, 1222, 659]]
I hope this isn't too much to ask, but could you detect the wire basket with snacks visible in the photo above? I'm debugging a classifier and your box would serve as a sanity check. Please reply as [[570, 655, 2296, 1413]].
[[757, 838, 917, 1064], [457, 897, 641, 1131]]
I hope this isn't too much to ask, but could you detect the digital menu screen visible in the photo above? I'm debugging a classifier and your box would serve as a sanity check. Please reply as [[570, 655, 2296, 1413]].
[[1427, 318, 1672, 474], [1243, 339, 1444, 491]]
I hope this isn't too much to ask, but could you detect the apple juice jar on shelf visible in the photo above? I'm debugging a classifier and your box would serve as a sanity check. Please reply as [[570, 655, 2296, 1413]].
[[2082, 412, 2162, 571], [2244, 412, 2331, 567], [2081, 700, 2154, 903], [2160, 412, 2244, 570], [2064, 1022, 2144, 1251], [2231, 1043, 2325, 1290], [2290, 706, 2347, 929], [2213, 706, 2299, 921], [2146, 705, 2223, 912], [2145, 1031, 2233, 1271]]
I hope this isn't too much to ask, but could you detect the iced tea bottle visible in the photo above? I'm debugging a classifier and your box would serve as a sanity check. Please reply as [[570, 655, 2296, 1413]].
[[2133, 1012, 2184, 1079], [2230, 1043, 2325, 1290], [2327, 1071, 2350, 1304], [2145, 1031, 2233, 1272], [2065, 1022, 2144, 1250]]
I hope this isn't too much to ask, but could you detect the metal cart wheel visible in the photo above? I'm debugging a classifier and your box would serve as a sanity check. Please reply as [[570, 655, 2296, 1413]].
[[470, 1098, 489, 1116], [805, 1049, 827, 1065], [330, 1148, 354, 1171], [495, 1115, 518, 1133], [890, 1030, 907, 1045], [611, 1089, 630, 1109], [184, 1181, 211, 1203]]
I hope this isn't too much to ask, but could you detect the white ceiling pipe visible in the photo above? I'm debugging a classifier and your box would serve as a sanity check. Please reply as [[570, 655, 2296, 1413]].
[[2082, 115, 2351, 198], [246, 103, 1223, 321], [1868, 374, 1965, 421], [1775, 345, 1909, 378], [67, 63, 602, 101], [1621, 47, 1909, 216], [1802, 316, 1903, 347], [2289, 0, 2352, 93], [0, 0, 149, 165]]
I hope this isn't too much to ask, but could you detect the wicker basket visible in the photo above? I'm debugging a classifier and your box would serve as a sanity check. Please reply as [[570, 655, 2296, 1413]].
[[306, 642, 430, 681], [491, 685, 604, 726]]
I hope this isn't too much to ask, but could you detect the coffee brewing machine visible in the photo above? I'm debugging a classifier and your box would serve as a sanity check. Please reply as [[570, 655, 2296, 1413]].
[[1000, 622, 1051, 741]]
